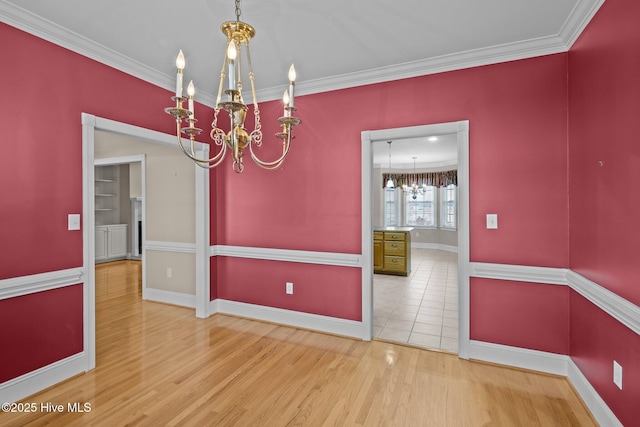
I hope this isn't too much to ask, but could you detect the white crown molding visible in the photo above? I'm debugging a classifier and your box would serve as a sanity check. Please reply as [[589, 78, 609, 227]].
[[257, 34, 569, 103], [0, 1, 173, 97], [212, 245, 362, 268], [0, 267, 83, 300], [0, 0, 604, 106], [558, 0, 606, 47]]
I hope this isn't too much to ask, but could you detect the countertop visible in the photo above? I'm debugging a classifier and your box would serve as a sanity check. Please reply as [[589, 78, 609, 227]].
[[373, 226, 414, 232]]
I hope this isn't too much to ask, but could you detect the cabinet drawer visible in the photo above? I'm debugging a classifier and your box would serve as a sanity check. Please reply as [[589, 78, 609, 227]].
[[384, 256, 406, 272], [384, 232, 406, 242], [374, 231, 384, 241], [384, 241, 405, 256]]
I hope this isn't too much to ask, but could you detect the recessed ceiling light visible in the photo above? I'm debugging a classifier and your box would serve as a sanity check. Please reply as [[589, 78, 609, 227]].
[[428, 136, 438, 142]]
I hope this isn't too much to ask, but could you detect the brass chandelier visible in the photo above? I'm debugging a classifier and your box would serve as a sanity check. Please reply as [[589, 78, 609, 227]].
[[403, 157, 428, 200], [164, 0, 302, 173]]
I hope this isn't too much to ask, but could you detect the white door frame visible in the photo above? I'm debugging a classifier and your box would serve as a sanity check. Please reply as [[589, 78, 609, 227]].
[[81, 113, 210, 371], [360, 120, 470, 358]]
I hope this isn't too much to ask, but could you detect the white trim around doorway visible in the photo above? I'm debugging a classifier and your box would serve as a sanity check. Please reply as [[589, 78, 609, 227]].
[[81, 113, 211, 372], [361, 120, 470, 357]]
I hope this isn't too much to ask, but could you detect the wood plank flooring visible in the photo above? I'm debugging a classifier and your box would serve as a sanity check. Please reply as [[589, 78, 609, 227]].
[[1, 260, 596, 426]]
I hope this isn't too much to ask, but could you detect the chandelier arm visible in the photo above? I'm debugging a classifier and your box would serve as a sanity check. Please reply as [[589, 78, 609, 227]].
[[175, 121, 228, 167], [252, 158, 286, 171], [248, 133, 291, 168]]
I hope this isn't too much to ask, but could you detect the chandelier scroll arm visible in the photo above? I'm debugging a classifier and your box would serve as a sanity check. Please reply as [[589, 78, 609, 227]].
[[249, 139, 291, 170], [248, 112, 301, 169], [173, 119, 229, 169]]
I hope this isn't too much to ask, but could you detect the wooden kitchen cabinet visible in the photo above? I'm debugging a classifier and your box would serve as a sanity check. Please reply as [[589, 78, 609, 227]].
[[373, 227, 412, 276]]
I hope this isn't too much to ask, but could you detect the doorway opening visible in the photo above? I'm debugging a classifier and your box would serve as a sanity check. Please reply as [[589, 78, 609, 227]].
[[360, 121, 470, 359], [81, 113, 210, 371]]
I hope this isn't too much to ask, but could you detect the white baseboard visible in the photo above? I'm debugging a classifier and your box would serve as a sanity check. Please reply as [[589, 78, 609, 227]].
[[211, 299, 366, 339], [143, 288, 195, 308], [468, 340, 569, 375], [469, 340, 622, 426], [0, 352, 86, 404], [567, 359, 623, 427]]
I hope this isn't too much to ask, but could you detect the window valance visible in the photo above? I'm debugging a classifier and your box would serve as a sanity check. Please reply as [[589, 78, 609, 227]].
[[382, 170, 457, 189]]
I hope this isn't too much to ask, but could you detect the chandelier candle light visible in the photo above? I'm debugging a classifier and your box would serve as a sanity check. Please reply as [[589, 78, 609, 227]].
[[164, 0, 301, 173]]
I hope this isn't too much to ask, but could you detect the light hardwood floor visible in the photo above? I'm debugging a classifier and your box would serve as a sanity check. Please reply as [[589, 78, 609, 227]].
[[2, 260, 596, 426]]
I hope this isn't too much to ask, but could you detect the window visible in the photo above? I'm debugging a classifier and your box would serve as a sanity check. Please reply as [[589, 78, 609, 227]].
[[383, 187, 399, 226], [404, 187, 436, 226], [383, 184, 457, 230], [440, 184, 457, 229]]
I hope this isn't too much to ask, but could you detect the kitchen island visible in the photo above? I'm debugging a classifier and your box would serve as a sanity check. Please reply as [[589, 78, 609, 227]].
[[373, 227, 413, 276]]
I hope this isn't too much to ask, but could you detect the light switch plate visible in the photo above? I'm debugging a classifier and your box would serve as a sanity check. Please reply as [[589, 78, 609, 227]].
[[486, 213, 498, 229], [613, 360, 623, 390], [68, 214, 81, 230]]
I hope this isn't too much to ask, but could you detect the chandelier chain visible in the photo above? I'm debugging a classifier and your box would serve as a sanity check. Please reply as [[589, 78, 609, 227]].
[[235, 0, 242, 21]]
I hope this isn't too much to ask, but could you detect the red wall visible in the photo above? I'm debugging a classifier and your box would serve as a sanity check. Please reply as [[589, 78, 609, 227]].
[[2, 13, 575, 405], [217, 257, 362, 320], [216, 56, 570, 266], [3, 4, 637, 421], [470, 278, 569, 354], [0, 23, 211, 383], [0, 23, 186, 280], [568, 0, 640, 307], [214, 53, 570, 336], [570, 291, 640, 425], [568, 0, 640, 425], [0, 285, 83, 383]]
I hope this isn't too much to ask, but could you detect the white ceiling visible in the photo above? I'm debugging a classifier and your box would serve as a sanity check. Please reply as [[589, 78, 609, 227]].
[[0, 0, 602, 167], [372, 134, 458, 170]]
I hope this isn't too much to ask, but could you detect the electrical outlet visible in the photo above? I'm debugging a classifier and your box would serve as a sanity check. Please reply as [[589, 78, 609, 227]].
[[166, 268, 172, 278], [286, 282, 294, 295], [613, 360, 623, 390]]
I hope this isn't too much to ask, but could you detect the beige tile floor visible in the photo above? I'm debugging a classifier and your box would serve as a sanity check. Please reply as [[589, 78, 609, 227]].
[[373, 248, 459, 353]]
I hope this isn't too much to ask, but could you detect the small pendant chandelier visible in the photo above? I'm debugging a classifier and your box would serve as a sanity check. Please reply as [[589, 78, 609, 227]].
[[385, 141, 395, 188], [164, 0, 302, 173], [403, 157, 427, 199]]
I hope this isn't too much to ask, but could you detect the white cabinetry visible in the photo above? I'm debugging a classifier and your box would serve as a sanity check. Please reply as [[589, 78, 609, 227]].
[[95, 226, 108, 261], [95, 165, 119, 226], [95, 224, 128, 262], [95, 164, 129, 263]]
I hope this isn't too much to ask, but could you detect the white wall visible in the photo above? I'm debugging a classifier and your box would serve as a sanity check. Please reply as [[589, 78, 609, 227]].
[[95, 131, 196, 295]]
